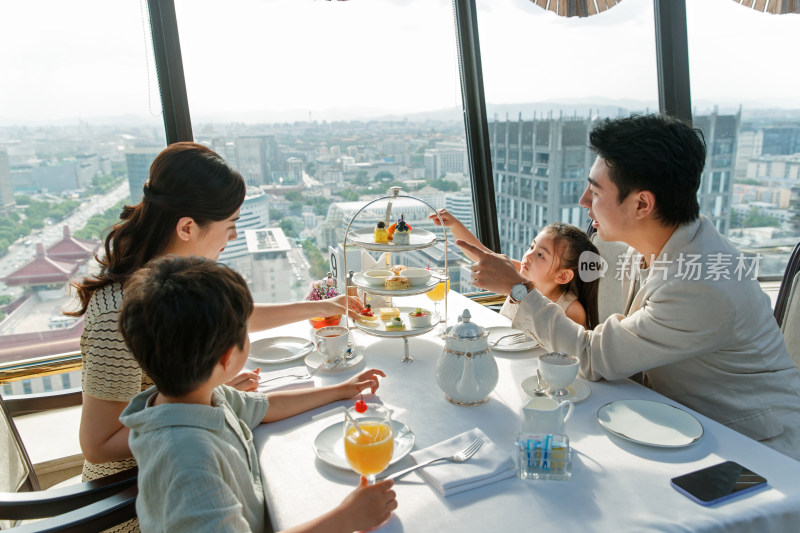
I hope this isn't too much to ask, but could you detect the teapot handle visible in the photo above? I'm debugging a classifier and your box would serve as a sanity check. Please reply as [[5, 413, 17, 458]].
[[560, 400, 574, 423]]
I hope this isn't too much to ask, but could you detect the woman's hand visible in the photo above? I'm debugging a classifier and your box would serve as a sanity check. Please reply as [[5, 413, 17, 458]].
[[339, 368, 386, 399], [317, 294, 364, 319], [226, 368, 260, 392]]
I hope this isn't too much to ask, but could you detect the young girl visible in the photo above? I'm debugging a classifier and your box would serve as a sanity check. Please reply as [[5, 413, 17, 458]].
[[430, 209, 599, 329]]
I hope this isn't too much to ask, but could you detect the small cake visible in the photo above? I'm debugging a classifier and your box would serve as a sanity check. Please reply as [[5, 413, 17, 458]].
[[378, 307, 400, 321], [357, 304, 377, 322], [393, 215, 410, 245], [407, 307, 432, 328], [374, 221, 389, 244], [390, 264, 408, 276], [384, 275, 410, 290], [385, 317, 406, 331], [387, 215, 412, 242]]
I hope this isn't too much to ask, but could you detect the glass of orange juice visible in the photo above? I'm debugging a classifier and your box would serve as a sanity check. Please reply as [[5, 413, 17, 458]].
[[425, 270, 449, 323], [344, 404, 394, 485]]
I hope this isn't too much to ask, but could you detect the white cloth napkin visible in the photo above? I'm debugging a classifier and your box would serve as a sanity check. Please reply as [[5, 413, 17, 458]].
[[257, 369, 316, 393], [409, 428, 516, 497]]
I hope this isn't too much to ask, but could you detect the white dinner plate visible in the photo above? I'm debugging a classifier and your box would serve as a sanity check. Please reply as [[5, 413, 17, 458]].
[[486, 326, 539, 352], [313, 419, 415, 471], [347, 228, 437, 252], [521, 376, 591, 402], [596, 399, 704, 448], [352, 307, 440, 337], [305, 346, 365, 374], [249, 336, 314, 364], [352, 272, 440, 295]]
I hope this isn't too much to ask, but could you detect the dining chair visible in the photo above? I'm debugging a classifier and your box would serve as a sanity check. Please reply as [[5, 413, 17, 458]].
[[774, 241, 800, 370], [0, 392, 138, 531]]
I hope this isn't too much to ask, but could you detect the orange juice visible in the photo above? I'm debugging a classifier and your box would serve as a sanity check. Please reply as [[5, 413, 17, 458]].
[[426, 279, 450, 302], [344, 422, 394, 475]]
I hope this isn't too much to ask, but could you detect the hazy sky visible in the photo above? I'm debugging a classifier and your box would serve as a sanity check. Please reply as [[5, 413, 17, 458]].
[[1, 0, 798, 124]]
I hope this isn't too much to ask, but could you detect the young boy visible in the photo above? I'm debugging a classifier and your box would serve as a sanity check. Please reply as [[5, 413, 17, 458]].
[[118, 256, 396, 532]]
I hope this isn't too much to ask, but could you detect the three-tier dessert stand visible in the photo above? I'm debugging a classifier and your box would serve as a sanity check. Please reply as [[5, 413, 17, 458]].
[[343, 187, 449, 363]]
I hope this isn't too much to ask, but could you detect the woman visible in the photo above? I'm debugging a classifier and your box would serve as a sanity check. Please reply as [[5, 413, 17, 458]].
[[71, 143, 360, 500]]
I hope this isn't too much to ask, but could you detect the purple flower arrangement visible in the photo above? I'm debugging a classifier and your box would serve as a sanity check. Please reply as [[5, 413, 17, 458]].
[[305, 275, 339, 301]]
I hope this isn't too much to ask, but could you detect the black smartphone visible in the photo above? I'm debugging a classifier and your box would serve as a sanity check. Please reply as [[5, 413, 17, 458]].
[[670, 461, 767, 506]]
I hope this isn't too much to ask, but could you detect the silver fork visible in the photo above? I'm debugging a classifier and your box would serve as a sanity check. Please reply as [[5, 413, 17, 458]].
[[378, 437, 484, 481], [490, 332, 528, 347], [258, 357, 340, 385]]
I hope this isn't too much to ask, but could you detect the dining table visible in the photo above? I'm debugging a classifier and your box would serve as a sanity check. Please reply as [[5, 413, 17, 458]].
[[251, 291, 800, 533]]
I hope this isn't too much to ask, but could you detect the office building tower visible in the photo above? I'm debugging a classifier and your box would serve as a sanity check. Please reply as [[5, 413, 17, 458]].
[[219, 188, 271, 263], [424, 142, 468, 179], [489, 116, 594, 259], [236, 135, 282, 187], [444, 190, 475, 235], [124, 147, 161, 203], [694, 110, 740, 235], [244, 227, 294, 303]]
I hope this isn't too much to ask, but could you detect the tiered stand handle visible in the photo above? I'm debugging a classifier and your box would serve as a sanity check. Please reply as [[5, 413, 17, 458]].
[[342, 187, 449, 363]]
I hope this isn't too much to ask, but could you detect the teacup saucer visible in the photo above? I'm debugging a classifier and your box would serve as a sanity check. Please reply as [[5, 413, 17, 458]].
[[521, 377, 591, 402], [305, 346, 364, 374]]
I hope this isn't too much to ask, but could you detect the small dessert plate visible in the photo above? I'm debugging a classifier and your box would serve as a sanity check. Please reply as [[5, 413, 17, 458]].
[[249, 336, 314, 364], [313, 419, 415, 471]]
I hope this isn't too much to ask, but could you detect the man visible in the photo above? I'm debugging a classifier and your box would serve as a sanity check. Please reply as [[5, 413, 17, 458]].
[[459, 114, 800, 460]]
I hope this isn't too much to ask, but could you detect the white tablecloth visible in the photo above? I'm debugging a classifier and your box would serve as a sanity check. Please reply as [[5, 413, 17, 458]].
[[252, 293, 800, 533]]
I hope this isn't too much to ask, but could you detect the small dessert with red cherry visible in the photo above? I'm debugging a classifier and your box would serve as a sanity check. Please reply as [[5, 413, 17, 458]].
[[407, 307, 432, 328], [356, 304, 379, 327]]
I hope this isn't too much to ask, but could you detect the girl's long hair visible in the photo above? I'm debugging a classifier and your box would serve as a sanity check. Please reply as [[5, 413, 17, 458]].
[[68, 142, 246, 316], [546, 222, 600, 329]]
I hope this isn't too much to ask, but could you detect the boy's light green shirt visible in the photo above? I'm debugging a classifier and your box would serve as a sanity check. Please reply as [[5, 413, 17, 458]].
[[121, 385, 270, 533]]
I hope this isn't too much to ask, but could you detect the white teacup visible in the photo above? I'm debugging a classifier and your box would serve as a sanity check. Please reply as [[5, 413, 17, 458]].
[[314, 326, 350, 363], [538, 352, 579, 396]]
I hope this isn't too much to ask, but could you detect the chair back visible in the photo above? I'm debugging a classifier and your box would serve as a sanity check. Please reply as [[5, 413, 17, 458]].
[[0, 393, 38, 494], [775, 241, 800, 369]]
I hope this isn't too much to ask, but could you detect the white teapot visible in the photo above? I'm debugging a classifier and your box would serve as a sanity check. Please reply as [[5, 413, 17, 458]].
[[435, 310, 498, 406]]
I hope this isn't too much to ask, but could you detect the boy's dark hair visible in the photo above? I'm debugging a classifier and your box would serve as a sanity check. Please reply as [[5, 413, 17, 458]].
[[119, 256, 253, 397], [589, 114, 706, 226]]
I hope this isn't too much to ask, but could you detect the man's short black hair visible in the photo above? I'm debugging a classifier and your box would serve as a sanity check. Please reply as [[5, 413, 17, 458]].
[[119, 255, 253, 397], [589, 114, 707, 226]]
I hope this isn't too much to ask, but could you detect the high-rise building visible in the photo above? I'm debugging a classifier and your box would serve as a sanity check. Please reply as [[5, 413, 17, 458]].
[[489, 116, 594, 258], [124, 147, 161, 203], [694, 110, 740, 235], [243, 227, 293, 303], [444, 190, 475, 235], [219, 188, 271, 263], [236, 135, 282, 186], [424, 142, 468, 179], [0, 148, 13, 214]]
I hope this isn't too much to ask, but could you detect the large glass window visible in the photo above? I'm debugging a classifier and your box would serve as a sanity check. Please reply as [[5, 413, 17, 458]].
[[476, 0, 658, 259], [0, 1, 163, 385], [687, 0, 800, 277], [175, 0, 474, 297]]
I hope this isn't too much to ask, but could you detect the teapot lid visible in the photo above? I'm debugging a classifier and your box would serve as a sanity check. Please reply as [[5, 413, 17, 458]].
[[447, 309, 486, 341]]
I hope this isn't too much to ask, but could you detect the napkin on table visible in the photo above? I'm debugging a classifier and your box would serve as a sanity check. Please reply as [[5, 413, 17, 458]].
[[409, 428, 516, 497]]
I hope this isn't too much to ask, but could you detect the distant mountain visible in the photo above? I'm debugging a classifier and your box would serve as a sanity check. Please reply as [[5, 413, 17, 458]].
[[3, 97, 799, 128]]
